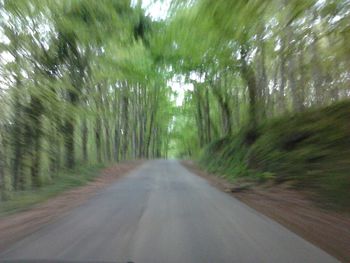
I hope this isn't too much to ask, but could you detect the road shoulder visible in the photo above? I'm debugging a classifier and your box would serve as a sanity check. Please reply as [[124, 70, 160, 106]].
[[0, 161, 143, 253], [182, 160, 350, 263]]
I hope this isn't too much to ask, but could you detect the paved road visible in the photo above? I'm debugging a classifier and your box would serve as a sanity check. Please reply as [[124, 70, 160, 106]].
[[0, 160, 338, 263]]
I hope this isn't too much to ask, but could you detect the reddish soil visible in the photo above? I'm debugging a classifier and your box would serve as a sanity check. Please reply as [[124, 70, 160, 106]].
[[0, 161, 143, 253], [182, 160, 350, 263]]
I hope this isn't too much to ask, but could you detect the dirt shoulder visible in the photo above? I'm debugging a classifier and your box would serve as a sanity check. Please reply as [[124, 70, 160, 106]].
[[182, 160, 350, 263], [0, 161, 143, 253]]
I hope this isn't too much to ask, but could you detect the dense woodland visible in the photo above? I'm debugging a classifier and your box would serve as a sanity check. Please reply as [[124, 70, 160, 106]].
[[0, 0, 173, 199], [170, 0, 350, 156], [1, 0, 350, 202]]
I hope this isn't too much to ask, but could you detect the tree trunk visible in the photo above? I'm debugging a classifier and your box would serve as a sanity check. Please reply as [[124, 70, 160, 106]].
[[257, 27, 268, 119], [0, 134, 6, 200], [95, 116, 102, 163], [82, 118, 88, 162], [312, 36, 324, 106], [297, 45, 306, 111], [12, 55, 25, 190], [49, 124, 61, 176], [212, 77, 232, 135], [145, 110, 155, 158], [12, 96, 25, 190], [279, 36, 287, 114], [64, 117, 75, 169], [288, 51, 300, 111], [240, 45, 258, 128], [104, 121, 111, 162], [23, 91, 44, 187], [64, 91, 78, 169], [31, 133, 41, 187], [311, 11, 326, 106], [113, 88, 120, 162], [194, 87, 205, 147], [114, 127, 120, 162], [204, 87, 211, 143], [122, 89, 129, 160], [151, 128, 157, 158]]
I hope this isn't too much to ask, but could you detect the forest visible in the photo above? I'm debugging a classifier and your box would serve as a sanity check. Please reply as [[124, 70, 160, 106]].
[[1, 0, 350, 208], [0, 0, 174, 201]]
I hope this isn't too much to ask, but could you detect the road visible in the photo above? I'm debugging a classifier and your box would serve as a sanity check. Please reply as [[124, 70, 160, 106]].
[[0, 160, 338, 263]]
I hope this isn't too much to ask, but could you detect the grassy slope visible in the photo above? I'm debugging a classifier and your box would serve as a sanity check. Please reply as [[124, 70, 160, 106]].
[[0, 163, 106, 216], [199, 101, 350, 210]]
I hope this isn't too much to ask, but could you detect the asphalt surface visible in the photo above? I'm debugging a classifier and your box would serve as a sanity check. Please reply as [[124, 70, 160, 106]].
[[0, 160, 338, 263]]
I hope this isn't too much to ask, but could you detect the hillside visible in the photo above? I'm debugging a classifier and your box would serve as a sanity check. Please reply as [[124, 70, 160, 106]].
[[199, 101, 350, 210]]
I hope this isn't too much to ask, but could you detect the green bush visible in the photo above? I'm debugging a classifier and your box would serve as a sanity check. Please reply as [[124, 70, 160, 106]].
[[199, 101, 350, 210]]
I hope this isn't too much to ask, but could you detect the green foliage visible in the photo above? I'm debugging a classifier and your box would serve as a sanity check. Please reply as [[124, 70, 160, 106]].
[[164, 0, 350, 211], [1, 0, 350, 212], [0, 0, 174, 202], [199, 101, 350, 209], [0, 163, 106, 216]]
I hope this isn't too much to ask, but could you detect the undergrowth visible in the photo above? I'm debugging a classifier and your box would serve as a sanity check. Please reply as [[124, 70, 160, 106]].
[[0, 163, 106, 216], [199, 100, 350, 210]]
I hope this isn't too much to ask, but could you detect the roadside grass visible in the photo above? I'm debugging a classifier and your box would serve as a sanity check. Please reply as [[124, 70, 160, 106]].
[[199, 100, 350, 211], [0, 163, 107, 217]]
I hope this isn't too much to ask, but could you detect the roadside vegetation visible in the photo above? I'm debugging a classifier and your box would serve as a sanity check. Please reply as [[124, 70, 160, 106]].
[[199, 101, 350, 210], [0, 163, 105, 216], [168, 0, 350, 210], [0, 1, 174, 203], [1, 0, 350, 212]]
